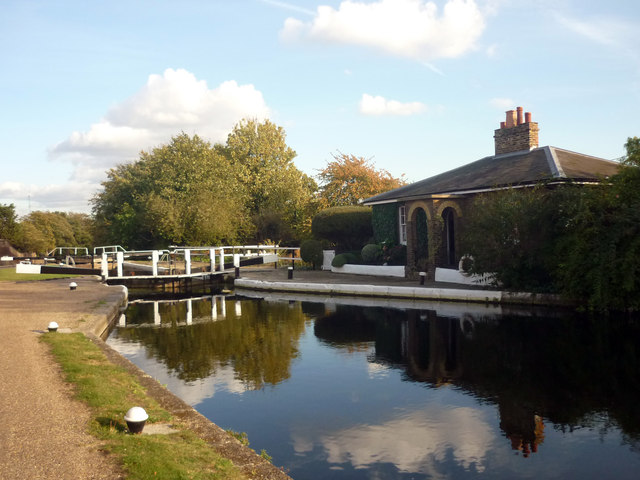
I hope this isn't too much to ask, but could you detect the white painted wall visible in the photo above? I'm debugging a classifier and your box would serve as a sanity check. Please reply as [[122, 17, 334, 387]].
[[331, 264, 406, 278], [322, 250, 335, 271], [16, 264, 41, 274]]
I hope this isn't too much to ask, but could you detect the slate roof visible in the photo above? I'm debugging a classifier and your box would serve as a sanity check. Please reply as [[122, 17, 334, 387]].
[[363, 146, 621, 204]]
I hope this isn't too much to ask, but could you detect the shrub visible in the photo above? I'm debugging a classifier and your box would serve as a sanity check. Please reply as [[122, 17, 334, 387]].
[[331, 252, 360, 268], [312, 206, 372, 252], [361, 244, 382, 264], [385, 244, 407, 266], [300, 239, 323, 269]]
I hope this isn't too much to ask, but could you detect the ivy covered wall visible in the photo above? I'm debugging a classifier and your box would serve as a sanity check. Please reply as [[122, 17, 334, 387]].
[[372, 203, 398, 244]]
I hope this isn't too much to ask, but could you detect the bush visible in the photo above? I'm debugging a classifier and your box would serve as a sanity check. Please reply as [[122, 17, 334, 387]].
[[312, 206, 372, 252], [361, 244, 382, 264], [300, 239, 324, 269], [331, 252, 360, 268], [385, 244, 407, 266]]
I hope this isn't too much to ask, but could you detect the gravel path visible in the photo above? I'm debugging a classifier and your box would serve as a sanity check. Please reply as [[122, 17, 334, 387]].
[[0, 277, 126, 479], [0, 274, 292, 480]]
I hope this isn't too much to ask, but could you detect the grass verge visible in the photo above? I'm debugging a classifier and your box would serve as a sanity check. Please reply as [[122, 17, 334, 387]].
[[0, 267, 77, 282], [42, 332, 246, 480]]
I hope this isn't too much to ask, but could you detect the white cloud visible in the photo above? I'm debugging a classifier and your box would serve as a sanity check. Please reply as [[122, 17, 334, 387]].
[[50, 68, 271, 183], [280, 0, 486, 62], [292, 406, 493, 475], [259, 0, 316, 15], [359, 93, 427, 116], [553, 12, 640, 67], [0, 181, 97, 214], [554, 14, 625, 48]]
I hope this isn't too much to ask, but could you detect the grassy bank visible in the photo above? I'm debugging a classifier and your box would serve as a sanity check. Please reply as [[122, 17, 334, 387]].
[[0, 267, 76, 282], [42, 332, 247, 480]]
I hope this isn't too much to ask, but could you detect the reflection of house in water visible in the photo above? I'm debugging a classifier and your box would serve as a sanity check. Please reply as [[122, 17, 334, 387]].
[[314, 304, 549, 457], [499, 403, 545, 457], [403, 310, 464, 386]]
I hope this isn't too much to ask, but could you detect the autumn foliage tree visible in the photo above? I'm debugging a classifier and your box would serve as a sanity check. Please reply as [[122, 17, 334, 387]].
[[317, 152, 406, 208]]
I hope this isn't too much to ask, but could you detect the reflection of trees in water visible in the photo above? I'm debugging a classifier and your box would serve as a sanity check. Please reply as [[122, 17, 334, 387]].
[[116, 298, 307, 388], [313, 305, 640, 455]]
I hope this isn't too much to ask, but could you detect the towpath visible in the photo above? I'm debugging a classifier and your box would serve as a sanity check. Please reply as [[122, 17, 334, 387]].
[[0, 274, 293, 480], [0, 277, 126, 479]]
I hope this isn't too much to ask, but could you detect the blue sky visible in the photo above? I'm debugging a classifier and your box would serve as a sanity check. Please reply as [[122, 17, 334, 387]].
[[1, 0, 639, 215]]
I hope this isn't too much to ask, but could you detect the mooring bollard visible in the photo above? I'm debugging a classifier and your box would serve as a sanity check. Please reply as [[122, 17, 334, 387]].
[[124, 406, 148, 434], [288, 266, 293, 280], [419, 271, 426, 285], [235, 266, 240, 279]]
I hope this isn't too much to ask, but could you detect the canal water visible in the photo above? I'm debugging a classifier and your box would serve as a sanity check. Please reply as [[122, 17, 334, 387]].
[[106, 290, 640, 479]]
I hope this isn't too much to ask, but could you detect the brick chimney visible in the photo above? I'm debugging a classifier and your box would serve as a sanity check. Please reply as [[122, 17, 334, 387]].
[[494, 107, 539, 155]]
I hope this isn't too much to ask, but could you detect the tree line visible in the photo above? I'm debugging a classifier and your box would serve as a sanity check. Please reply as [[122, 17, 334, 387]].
[[1, 118, 405, 254]]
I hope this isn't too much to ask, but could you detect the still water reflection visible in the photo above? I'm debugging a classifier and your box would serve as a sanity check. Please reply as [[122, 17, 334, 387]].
[[107, 292, 640, 479]]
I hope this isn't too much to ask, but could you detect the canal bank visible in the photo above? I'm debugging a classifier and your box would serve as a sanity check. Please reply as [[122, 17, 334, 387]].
[[235, 268, 567, 307], [0, 276, 291, 480]]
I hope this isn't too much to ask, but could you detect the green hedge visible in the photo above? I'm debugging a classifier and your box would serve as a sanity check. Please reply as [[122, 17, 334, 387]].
[[312, 206, 372, 252], [331, 252, 361, 267], [372, 203, 398, 244], [300, 239, 323, 269], [361, 243, 382, 264]]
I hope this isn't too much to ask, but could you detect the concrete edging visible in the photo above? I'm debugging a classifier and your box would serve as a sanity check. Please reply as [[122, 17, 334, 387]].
[[83, 280, 292, 480], [234, 278, 565, 306]]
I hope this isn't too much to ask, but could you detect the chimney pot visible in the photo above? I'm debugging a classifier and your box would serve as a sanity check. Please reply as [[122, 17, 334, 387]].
[[494, 107, 539, 155]]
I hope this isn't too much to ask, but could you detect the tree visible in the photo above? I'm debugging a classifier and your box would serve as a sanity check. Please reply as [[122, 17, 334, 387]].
[[12, 211, 93, 255], [555, 137, 640, 310], [461, 185, 569, 292], [0, 203, 19, 243], [317, 152, 406, 208], [462, 137, 640, 310], [92, 133, 249, 249], [222, 119, 318, 242]]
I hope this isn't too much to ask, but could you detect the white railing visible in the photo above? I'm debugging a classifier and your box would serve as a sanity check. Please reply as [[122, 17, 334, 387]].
[[94, 245, 126, 255], [47, 246, 89, 256], [98, 245, 300, 279]]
